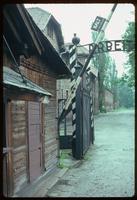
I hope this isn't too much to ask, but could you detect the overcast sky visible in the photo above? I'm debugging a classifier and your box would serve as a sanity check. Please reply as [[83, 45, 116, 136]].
[[25, 3, 135, 77]]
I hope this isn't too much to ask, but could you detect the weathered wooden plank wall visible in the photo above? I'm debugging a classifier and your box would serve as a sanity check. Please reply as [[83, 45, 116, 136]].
[[11, 101, 28, 193], [21, 55, 58, 171]]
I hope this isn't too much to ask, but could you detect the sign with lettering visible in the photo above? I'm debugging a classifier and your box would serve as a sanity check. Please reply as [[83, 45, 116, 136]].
[[89, 40, 134, 54], [91, 16, 106, 31]]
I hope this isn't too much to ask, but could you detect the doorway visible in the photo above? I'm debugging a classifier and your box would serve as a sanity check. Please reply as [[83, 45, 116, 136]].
[[28, 101, 42, 182]]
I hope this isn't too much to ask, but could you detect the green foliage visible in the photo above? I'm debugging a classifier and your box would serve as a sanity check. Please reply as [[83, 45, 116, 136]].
[[57, 150, 70, 169], [92, 32, 118, 111], [100, 106, 107, 113], [83, 154, 91, 161], [117, 77, 134, 108], [57, 162, 64, 169], [122, 22, 135, 42], [122, 22, 135, 87]]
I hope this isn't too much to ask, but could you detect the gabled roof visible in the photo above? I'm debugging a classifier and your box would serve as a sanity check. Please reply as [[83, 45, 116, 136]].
[[27, 7, 51, 31], [3, 66, 52, 98], [64, 43, 89, 56], [3, 4, 71, 77], [27, 7, 64, 51], [3, 4, 44, 56], [89, 66, 98, 77]]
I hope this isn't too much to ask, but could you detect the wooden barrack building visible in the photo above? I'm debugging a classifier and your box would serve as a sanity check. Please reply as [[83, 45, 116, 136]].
[[3, 4, 71, 197]]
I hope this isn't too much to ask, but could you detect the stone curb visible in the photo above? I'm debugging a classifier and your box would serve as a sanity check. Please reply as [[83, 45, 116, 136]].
[[14, 159, 82, 197], [46, 160, 82, 197], [45, 168, 69, 197], [14, 168, 68, 197]]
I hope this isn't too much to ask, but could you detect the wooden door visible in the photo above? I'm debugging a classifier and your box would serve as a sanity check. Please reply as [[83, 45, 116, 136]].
[[28, 101, 42, 182]]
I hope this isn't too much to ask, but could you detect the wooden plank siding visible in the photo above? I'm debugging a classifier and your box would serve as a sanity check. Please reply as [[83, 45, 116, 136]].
[[20, 55, 59, 172], [11, 100, 28, 194], [4, 50, 59, 195]]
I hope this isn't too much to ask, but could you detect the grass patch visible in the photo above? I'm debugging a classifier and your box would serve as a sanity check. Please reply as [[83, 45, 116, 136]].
[[57, 162, 65, 169], [83, 152, 92, 161], [57, 150, 70, 169]]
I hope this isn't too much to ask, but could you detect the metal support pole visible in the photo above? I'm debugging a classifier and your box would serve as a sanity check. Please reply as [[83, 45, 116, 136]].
[[59, 4, 117, 122]]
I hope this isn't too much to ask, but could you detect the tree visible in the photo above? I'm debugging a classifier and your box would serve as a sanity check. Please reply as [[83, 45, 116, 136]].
[[91, 32, 118, 111], [122, 22, 135, 87], [92, 49, 109, 111], [117, 77, 134, 108]]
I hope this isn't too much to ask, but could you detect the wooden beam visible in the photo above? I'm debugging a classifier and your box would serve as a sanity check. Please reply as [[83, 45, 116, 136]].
[[4, 10, 22, 44]]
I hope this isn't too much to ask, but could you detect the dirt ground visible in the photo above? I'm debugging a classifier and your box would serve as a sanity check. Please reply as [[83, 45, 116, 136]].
[[47, 109, 135, 197]]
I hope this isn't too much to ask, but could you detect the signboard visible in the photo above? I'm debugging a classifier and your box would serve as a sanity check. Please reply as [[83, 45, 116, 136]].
[[89, 40, 134, 54], [91, 16, 106, 31]]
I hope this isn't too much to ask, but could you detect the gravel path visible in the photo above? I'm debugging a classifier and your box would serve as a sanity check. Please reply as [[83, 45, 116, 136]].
[[47, 109, 135, 197]]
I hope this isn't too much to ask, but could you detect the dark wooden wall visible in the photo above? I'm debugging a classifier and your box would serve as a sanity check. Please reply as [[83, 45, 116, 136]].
[[3, 50, 15, 69]]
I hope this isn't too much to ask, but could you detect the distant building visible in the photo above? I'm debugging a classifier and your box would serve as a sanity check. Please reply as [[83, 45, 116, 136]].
[[103, 88, 114, 112], [59, 43, 99, 115]]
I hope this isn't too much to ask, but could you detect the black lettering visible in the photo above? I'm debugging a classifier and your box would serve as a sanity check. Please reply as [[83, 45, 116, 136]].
[[115, 40, 122, 51], [89, 40, 134, 54], [105, 41, 113, 51], [94, 44, 99, 54], [97, 42, 104, 53]]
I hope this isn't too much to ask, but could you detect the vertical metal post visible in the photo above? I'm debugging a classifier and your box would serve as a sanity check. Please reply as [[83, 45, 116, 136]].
[[57, 99, 60, 158], [69, 43, 77, 157], [58, 4, 117, 123], [64, 99, 67, 136], [71, 34, 81, 158]]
